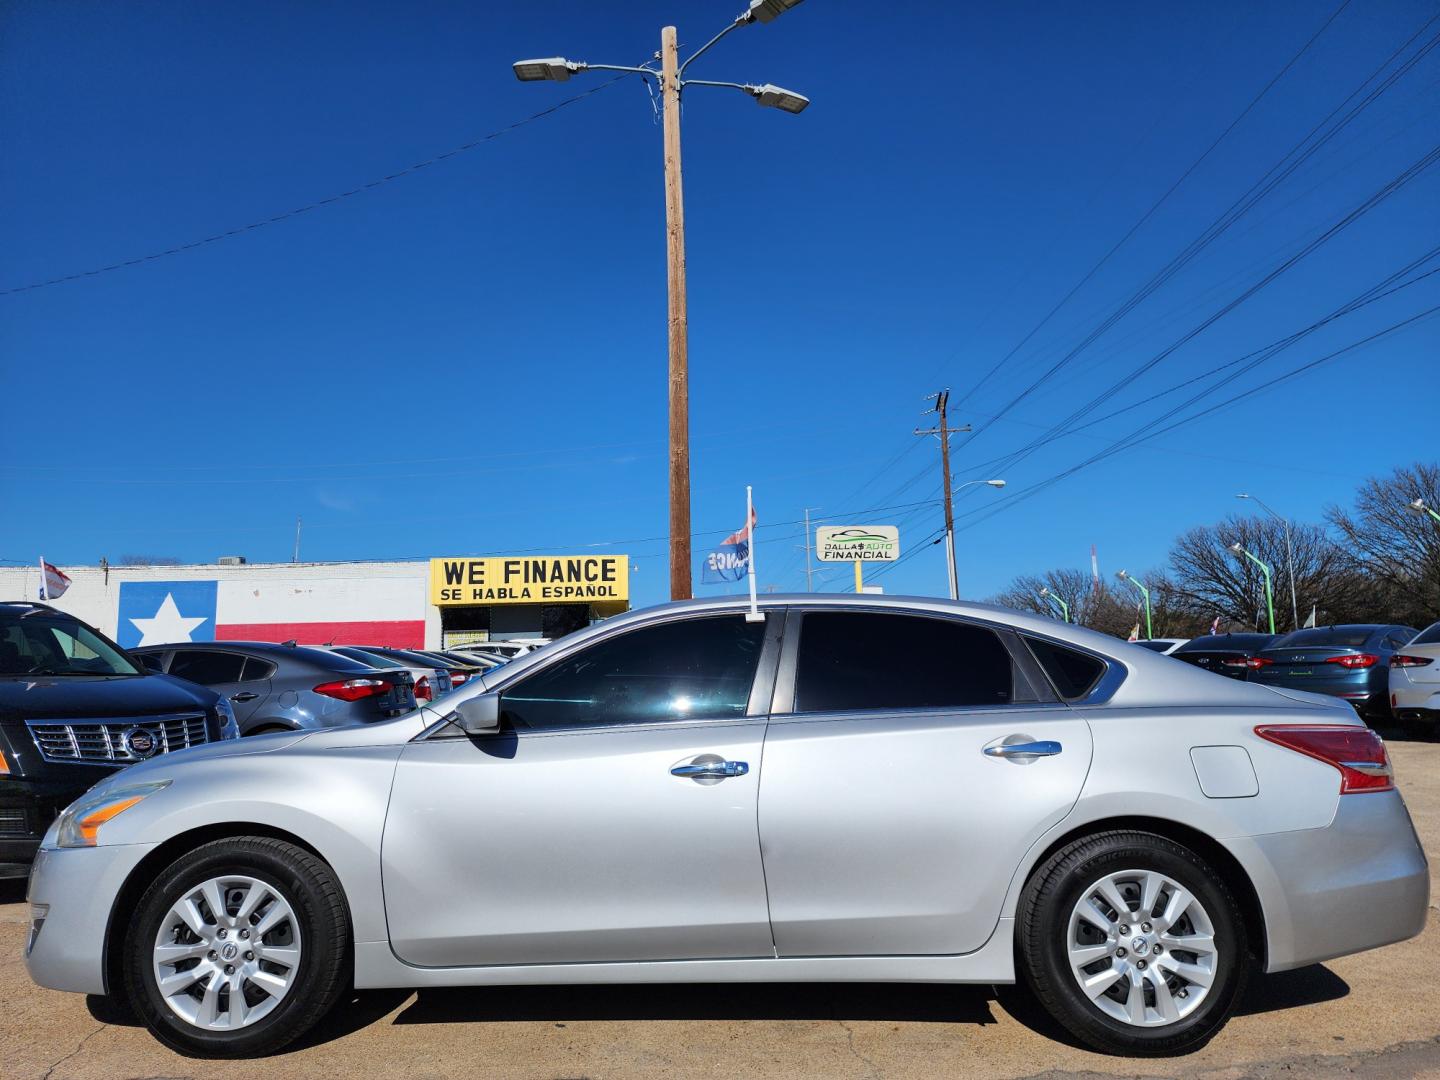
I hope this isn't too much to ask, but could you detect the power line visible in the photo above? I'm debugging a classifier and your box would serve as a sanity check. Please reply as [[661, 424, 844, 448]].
[[1, 75, 635, 298], [951, 0, 1357, 413], [954, 10, 1440, 449]]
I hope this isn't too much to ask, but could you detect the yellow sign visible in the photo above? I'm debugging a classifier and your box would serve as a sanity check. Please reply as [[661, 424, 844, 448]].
[[429, 555, 629, 606]]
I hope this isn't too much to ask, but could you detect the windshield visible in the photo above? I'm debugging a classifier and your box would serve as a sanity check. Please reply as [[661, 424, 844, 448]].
[[0, 611, 142, 676]]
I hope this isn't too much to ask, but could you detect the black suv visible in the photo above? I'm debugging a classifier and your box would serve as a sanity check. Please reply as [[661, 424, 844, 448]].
[[0, 602, 236, 877]]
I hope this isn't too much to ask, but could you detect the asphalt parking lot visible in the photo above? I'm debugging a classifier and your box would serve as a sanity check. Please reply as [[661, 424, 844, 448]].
[[2, 737, 1435, 1080]]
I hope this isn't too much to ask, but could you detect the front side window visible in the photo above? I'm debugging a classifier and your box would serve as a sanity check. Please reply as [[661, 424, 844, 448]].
[[502, 615, 766, 730], [167, 650, 246, 686], [793, 611, 1013, 713]]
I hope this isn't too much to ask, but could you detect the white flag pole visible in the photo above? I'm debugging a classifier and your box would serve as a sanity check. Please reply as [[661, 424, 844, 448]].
[[745, 486, 762, 622], [38, 556, 48, 601]]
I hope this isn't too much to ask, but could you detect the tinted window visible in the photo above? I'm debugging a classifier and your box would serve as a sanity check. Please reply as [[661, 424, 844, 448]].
[[502, 616, 766, 730], [0, 611, 141, 676], [1414, 622, 1440, 646], [1025, 637, 1106, 700], [138, 652, 167, 673], [168, 650, 245, 685], [794, 611, 1012, 713], [240, 657, 276, 681], [1270, 627, 1374, 648]]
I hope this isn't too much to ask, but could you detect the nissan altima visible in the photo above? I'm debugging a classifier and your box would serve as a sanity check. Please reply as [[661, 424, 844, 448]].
[[23, 597, 1429, 1058]]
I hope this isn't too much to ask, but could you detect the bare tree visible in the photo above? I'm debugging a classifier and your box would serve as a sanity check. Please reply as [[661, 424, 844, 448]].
[[1327, 462, 1440, 628], [1168, 515, 1360, 632]]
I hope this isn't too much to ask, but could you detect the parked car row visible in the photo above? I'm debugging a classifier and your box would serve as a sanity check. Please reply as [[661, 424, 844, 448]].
[[1152, 622, 1439, 737]]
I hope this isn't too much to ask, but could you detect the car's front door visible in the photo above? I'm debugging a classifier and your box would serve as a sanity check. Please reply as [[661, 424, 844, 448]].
[[758, 608, 1094, 957], [382, 611, 781, 968]]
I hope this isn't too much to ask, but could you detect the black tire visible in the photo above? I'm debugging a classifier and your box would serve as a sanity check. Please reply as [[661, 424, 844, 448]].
[[1017, 830, 1250, 1056], [123, 836, 349, 1057]]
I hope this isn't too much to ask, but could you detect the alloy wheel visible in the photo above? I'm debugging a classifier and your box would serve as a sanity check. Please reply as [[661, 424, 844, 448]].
[[151, 874, 303, 1031]]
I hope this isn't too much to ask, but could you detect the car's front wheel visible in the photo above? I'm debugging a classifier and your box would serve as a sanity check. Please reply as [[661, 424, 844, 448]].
[[1018, 830, 1250, 1056], [124, 836, 349, 1057]]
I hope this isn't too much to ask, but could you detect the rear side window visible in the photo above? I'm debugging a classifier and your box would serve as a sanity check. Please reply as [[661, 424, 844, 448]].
[[240, 657, 277, 681], [167, 650, 245, 686], [1024, 637, 1106, 700], [1414, 622, 1440, 646], [137, 652, 167, 673], [793, 611, 1012, 713]]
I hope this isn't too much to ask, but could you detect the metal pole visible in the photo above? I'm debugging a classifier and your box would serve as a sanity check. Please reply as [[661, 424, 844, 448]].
[[661, 26, 691, 601], [938, 392, 958, 600], [854, 559, 863, 594], [1281, 517, 1298, 630], [293, 517, 302, 564], [802, 507, 817, 591]]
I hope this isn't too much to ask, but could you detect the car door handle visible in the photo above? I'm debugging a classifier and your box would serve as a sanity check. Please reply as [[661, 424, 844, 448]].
[[671, 761, 749, 778], [230, 692, 259, 702], [984, 740, 1062, 758]]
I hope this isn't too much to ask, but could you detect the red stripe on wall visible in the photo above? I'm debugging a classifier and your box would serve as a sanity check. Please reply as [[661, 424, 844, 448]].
[[214, 621, 425, 648]]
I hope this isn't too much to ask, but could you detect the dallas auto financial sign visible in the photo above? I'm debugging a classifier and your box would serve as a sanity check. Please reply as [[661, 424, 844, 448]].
[[815, 526, 901, 562]]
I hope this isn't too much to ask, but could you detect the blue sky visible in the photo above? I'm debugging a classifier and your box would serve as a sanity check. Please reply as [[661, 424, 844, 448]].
[[3, 0, 1438, 608]]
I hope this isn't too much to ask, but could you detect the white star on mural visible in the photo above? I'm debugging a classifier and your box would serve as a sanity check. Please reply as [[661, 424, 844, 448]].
[[129, 593, 208, 646]]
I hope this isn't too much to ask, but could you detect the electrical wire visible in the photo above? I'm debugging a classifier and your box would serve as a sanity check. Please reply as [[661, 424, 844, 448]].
[[1, 74, 635, 298]]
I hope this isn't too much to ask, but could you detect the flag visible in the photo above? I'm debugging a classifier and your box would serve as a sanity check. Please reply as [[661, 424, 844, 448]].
[[1303, 604, 1317, 628], [702, 506, 757, 585], [38, 558, 71, 600], [1127, 622, 1140, 643], [1210, 615, 1221, 635], [115, 578, 425, 648]]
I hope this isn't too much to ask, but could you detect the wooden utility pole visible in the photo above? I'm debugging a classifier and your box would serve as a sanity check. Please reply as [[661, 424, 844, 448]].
[[661, 26, 692, 600], [916, 390, 971, 600]]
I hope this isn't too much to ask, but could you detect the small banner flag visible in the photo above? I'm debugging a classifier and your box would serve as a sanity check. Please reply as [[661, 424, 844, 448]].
[[1127, 621, 1141, 643], [38, 558, 71, 600], [1210, 615, 1221, 635], [1303, 604, 1317, 628], [701, 505, 757, 585]]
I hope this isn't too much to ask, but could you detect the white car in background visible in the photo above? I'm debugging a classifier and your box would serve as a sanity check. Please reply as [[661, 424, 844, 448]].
[[1390, 621, 1440, 737], [1133, 638, 1189, 655]]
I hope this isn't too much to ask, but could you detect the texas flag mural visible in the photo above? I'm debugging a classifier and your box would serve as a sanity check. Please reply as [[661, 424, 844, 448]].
[[116, 579, 425, 649]]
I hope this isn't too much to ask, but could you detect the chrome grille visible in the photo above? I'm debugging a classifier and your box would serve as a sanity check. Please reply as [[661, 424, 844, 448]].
[[26, 713, 209, 765], [0, 808, 27, 837]]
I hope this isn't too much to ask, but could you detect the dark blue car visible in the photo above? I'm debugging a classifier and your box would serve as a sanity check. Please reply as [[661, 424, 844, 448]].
[[1248, 624, 1420, 722]]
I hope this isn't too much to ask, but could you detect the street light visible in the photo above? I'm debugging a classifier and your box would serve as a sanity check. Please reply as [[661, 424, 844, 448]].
[[1115, 570, 1152, 640], [1227, 541, 1276, 635], [1407, 496, 1440, 524], [1039, 586, 1070, 623], [1236, 493, 1299, 630], [514, 2, 809, 601], [947, 479, 1005, 599]]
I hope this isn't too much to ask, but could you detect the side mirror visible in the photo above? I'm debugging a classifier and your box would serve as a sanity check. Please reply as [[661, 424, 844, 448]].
[[452, 692, 501, 736]]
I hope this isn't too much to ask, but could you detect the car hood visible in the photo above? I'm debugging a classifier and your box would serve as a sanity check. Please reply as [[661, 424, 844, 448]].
[[0, 672, 217, 722]]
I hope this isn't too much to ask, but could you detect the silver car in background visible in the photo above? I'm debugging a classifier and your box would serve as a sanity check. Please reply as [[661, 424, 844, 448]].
[[24, 596, 1428, 1058]]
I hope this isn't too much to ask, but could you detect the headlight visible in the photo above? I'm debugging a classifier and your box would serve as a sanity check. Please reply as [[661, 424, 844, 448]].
[[215, 696, 238, 739], [55, 781, 169, 848]]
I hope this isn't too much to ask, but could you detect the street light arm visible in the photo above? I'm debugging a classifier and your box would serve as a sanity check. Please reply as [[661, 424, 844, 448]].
[[579, 62, 660, 77], [679, 15, 749, 77]]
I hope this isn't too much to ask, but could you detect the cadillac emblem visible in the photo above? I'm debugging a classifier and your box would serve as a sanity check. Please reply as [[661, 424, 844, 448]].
[[123, 727, 159, 759]]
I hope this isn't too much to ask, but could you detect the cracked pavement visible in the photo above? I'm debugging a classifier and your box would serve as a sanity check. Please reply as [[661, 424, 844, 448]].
[[3, 739, 1436, 1079]]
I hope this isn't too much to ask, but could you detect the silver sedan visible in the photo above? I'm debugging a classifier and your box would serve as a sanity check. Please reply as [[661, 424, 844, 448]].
[[24, 596, 1429, 1058]]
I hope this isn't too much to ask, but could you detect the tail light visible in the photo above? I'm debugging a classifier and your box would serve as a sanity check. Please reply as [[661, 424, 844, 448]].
[[415, 675, 432, 702], [314, 678, 393, 702], [1229, 656, 1271, 669], [1391, 654, 1434, 668], [450, 672, 468, 687], [1325, 653, 1378, 669], [1255, 724, 1393, 793]]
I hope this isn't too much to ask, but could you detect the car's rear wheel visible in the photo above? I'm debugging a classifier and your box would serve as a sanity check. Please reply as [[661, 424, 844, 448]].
[[1018, 831, 1249, 1056], [124, 836, 349, 1057]]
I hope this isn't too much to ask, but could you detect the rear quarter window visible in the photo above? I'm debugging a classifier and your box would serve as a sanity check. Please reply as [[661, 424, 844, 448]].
[[1024, 637, 1106, 700]]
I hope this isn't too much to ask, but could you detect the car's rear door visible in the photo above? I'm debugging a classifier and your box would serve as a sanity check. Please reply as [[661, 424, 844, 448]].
[[758, 607, 1093, 957], [382, 610, 782, 967], [229, 656, 275, 724]]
